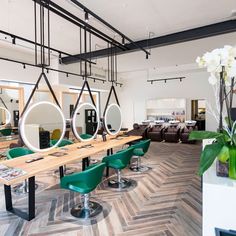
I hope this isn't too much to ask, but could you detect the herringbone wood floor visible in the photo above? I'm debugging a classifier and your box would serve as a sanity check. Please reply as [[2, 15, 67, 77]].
[[0, 142, 202, 236]]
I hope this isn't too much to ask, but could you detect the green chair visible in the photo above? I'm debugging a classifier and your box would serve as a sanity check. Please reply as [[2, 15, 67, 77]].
[[50, 139, 73, 147], [0, 128, 12, 136], [80, 133, 93, 140], [60, 162, 106, 219], [6, 147, 36, 194], [130, 139, 151, 172], [102, 147, 134, 189]]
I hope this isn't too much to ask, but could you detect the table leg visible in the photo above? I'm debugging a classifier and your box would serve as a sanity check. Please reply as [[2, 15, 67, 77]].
[[4, 185, 13, 211], [59, 166, 64, 178], [82, 157, 89, 171], [4, 176, 36, 221]]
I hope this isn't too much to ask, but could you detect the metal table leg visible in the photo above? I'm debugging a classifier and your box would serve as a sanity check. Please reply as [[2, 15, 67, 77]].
[[4, 176, 36, 221]]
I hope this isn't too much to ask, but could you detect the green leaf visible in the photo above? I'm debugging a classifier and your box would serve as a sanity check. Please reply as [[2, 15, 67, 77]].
[[189, 131, 223, 141], [198, 142, 223, 175], [217, 145, 229, 163]]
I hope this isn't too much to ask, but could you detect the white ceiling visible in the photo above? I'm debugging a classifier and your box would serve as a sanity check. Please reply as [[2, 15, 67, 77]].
[[0, 0, 235, 75]]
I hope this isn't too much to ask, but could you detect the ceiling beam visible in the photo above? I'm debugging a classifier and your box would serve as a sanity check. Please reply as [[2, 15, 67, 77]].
[[62, 20, 236, 64]]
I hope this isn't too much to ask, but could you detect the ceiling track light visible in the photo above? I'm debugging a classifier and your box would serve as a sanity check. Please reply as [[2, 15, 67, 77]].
[[66, 73, 69, 77], [85, 11, 89, 23], [122, 37, 125, 45], [147, 76, 186, 84], [23, 63, 26, 69], [12, 37, 16, 45], [146, 53, 149, 59]]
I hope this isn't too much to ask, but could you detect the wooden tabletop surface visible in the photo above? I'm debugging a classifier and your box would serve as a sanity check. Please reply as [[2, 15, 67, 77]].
[[0, 135, 142, 186]]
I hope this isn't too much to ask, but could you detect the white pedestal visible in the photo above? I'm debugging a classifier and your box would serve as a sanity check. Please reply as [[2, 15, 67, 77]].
[[203, 139, 236, 236]]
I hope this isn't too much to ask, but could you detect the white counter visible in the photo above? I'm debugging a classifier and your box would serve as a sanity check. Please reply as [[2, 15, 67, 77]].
[[203, 139, 236, 236]]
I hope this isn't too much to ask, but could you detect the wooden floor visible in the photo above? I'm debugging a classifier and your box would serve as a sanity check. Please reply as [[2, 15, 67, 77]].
[[0, 142, 202, 236]]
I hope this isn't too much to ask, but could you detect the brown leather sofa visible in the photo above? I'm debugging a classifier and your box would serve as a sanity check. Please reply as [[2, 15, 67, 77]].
[[180, 125, 198, 144], [127, 123, 149, 140], [163, 125, 180, 142], [147, 125, 164, 141]]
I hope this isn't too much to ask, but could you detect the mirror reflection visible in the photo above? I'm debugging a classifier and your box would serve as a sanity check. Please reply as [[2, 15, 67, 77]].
[[72, 103, 99, 141], [104, 103, 122, 135], [20, 101, 66, 152], [0, 107, 11, 128]]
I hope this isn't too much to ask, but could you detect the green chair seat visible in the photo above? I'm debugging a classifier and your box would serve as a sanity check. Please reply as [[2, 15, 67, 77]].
[[133, 148, 145, 156], [7, 147, 34, 159], [61, 162, 106, 193], [68, 182, 93, 194], [50, 139, 73, 147], [107, 159, 126, 170], [80, 134, 93, 139], [0, 128, 12, 136]]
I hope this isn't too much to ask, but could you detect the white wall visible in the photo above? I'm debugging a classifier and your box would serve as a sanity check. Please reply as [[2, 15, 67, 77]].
[[118, 70, 222, 131]]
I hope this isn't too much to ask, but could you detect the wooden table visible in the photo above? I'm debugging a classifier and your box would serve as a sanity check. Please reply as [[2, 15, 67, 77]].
[[0, 135, 142, 221]]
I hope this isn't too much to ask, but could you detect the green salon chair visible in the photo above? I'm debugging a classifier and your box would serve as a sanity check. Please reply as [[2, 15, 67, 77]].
[[60, 162, 106, 219], [80, 133, 92, 140], [130, 139, 151, 172], [102, 147, 134, 189], [51, 139, 75, 175], [0, 128, 12, 136], [50, 139, 73, 147], [6, 147, 37, 194]]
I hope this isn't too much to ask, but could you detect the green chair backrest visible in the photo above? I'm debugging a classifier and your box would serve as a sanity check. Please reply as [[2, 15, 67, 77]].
[[102, 146, 134, 167], [50, 139, 73, 147], [132, 139, 151, 154], [60, 162, 106, 190], [80, 133, 93, 139], [6, 147, 34, 159], [0, 128, 12, 136]]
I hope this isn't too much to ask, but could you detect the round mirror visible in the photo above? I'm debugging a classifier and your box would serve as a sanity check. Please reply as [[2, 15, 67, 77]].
[[72, 102, 99, 142], [20, 101, 66, 152], [0, 107, 11, 127], [104, 103, 122, 135]]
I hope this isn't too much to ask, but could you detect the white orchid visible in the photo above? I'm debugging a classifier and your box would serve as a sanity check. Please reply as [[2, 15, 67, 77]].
[[196, 45, 236, 86]]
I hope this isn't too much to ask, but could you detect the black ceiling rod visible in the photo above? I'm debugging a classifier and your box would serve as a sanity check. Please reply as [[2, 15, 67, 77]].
[[147, 76, 186, 84], [34, 0, 127, 51], [69, 0, 150, 56]]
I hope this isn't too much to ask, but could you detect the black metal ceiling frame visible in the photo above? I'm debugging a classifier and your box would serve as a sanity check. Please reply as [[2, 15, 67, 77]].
[[69, 0, 150, 56]]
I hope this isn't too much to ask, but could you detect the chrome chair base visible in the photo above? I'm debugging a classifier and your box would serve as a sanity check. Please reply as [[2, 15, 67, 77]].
[[108, 178, 132, 189], [130, 165, 151, 172], [71, 201, 103, 219]]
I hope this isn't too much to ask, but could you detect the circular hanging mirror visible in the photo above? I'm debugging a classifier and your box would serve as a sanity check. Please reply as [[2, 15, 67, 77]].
[[72, 102, 99, 142], [0, 107, 11, 127], [104, 103, 122, 135], [20, 101, 66, 152]]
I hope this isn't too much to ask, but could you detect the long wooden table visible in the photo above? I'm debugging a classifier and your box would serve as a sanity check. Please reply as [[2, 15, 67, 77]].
[[0, 135, 142, 221]]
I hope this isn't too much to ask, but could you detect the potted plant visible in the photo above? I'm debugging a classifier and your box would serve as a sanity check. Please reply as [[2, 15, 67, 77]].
[[189, 45, 236, 179]]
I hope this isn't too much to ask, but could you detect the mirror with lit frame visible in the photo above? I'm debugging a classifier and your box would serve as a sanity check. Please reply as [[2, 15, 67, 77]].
[[104, 103, 122, 136], [20, 101, 66, 152], [72, 102, 99, 142]]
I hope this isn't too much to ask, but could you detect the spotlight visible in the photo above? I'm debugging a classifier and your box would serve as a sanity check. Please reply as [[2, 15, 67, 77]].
[[103, 80, 105, 84], [66, 73, 69, 77], [10, 99, 13, 103], [85, 11, 89, 23], [146, 53, 149, 59], [23, 64, 26, 69], [180, 78, 182, 82], [151, 81, 153, 85], [94, 79, 95, 82], [12, 37, 16, 45], [16, 100, 19, 104], [120, 84, 122, 87], [122, 37, 125, 45], [46, 69, 49, 73], [164, 79, 167, 83], [59, 53, 62, 64]]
